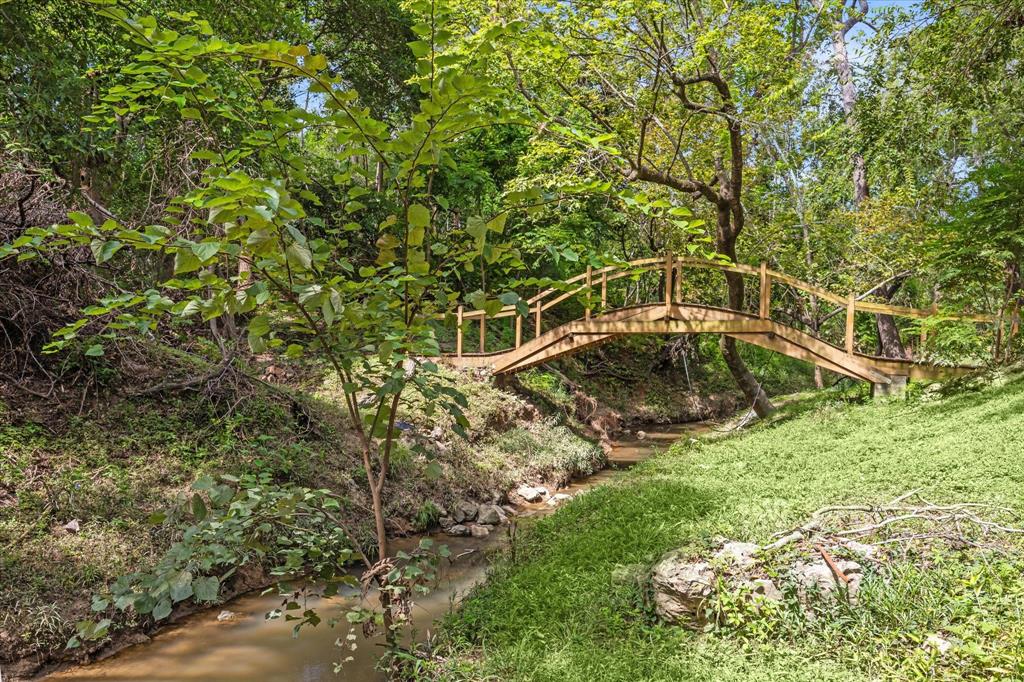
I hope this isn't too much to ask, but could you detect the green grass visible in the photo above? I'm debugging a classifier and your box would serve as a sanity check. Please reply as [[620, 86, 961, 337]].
[[440, 374, 1024, 681]]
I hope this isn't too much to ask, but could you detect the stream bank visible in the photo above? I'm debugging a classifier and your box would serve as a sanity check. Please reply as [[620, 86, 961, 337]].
[[41, 423, 705, 681]]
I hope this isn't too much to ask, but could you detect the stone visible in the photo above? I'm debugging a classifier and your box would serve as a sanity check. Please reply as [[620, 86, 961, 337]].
[[636, 430, 647, 440], [923, 633, 953, 655], [749, 578, 783, 602], [516, 485, 543, 502], [216, 610, 237, 622], [872, 375, 908, 399], [446, 524, 470, 537], [438, 516, 455, 529], [477, 505, 504, 525], [452, 501, 478, 523], [468, 524, 490, 538], [791, 558, 862, 598], [63, 519, 80, 533], [501, 504, 518, 516], [714, 541, 759, 568], [546, 493, 572, 506], [650, 555, 715, 625]]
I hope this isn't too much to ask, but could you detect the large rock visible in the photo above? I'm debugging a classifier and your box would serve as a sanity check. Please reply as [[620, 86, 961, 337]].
[[650, 555, 716, 625], [438, 516, 456, 530], [452, 501, 478, 523], [446, 524, 470, 537], [468, 524, 490, 538], [791, 559, 862, 598], [545, 493, 572, 507], [516, 485, 543, 502], [477, 505, 504, 525], [714, 541, 759, 568]]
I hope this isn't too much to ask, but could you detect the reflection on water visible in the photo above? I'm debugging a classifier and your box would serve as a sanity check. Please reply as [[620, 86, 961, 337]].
[[47, 422, 703, 681]]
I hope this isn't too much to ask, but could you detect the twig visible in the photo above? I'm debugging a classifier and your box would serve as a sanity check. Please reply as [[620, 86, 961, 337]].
[[815, 543, 850, 584]]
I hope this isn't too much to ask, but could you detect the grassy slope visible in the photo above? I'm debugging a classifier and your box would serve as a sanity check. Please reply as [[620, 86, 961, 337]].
[[443, 375, 1024, 681]]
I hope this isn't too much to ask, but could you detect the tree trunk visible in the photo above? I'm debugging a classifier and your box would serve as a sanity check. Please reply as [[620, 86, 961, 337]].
[[719, 218, 774, 417], [875, 278, 909, 358], [816, 0, 870, 206]]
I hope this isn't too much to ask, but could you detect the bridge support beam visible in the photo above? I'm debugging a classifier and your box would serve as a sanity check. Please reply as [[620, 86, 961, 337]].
[[872, 375, 908, 399]]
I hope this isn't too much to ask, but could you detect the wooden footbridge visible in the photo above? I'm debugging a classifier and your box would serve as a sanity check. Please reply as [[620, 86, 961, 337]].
[[444, 255, 997, 388]]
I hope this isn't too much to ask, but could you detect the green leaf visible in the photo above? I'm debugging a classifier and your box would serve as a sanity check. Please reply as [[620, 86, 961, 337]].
[[486, 212, 508, 233], [191, 242, 220, 262], [408, 226, 425, 246], [483, 299, 503, 317], [248, 315, 270, 338], [84, 344, 104, 357], [407, 203, 430, 229], [192, 576, 220, 602], [286, 242, 313, 270], [68, 211, 94, 227], [170, 572, 194, 603], [152, 598, 172, 621], [191, 493, 207, 522], [90, 239, 123, 264], [174, 249, 201, 275], [408, 40, 430, 58]]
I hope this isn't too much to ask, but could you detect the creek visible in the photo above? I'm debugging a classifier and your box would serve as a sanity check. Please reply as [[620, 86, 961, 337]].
[[46, 423, 704, 681]]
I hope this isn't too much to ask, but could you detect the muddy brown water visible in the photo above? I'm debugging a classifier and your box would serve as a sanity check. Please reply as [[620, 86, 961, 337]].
[[46, 423, 704, 681]]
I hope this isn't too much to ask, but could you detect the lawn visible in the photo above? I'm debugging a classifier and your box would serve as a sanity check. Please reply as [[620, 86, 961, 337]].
[[441, 374, 1024, 681]]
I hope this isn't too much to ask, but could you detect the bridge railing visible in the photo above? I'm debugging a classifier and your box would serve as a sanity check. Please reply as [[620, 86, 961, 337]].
[[448, 254, 1001, 361]]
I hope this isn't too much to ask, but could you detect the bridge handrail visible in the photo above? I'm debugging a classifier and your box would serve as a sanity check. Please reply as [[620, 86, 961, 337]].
[[451, 255, 997, 325]]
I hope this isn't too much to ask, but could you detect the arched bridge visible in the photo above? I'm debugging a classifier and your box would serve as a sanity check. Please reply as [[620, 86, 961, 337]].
[[444, 255, 998, 388]]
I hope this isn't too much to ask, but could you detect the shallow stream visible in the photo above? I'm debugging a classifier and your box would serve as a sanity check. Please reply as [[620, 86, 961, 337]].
[[48, 423, 703, 681]]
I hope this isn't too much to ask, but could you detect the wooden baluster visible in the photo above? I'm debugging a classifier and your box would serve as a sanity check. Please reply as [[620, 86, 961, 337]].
[[845, 293, 856, 354], [664, 252, 674, 315], [759, 261, 771, 320], [515, 313, 522, 349], [585, 265, 593, 321], [675, 263, 682, 303], [479, 316, 486, 354], [535, 300, 542, 338], [601, 271, 608, 310], [456, 305, 463, 358], [920, 302, 938, 356]]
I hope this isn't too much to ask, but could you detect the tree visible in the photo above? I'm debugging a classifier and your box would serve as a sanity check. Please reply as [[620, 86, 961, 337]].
[[501, 0, 823, 416], [2, 0, 531, 659]]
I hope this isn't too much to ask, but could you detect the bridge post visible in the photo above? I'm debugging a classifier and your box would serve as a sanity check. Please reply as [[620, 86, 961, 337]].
[[601, 272, 608, 310], [456, 305, 463, 357], [585, 265, 592, 321], [664, 252, 674, 315], [479, 317, 486, 353], [845, 293, 856, 354], [873, 375, 908, 399], [759, 262, 771, 320], [535, 300, 542, 339], [515, 314, 522, 349]]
